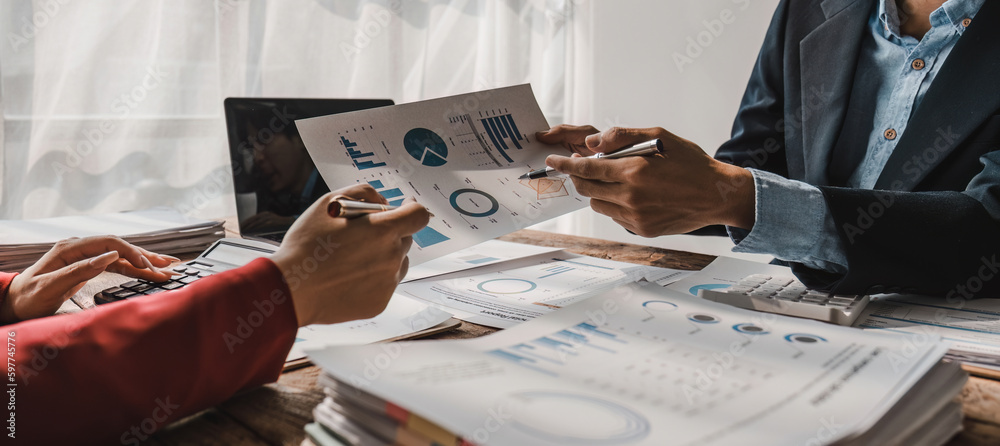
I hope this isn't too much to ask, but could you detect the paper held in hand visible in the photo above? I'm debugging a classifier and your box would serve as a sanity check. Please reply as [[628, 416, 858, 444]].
[[295, 84, 587, 265]]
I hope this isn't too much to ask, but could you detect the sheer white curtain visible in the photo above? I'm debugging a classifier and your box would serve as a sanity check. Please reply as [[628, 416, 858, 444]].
[[0, 0, 593, 224]]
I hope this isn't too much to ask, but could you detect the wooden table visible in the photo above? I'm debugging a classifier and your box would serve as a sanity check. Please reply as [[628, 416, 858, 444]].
[[63, 230, 1000, 445]]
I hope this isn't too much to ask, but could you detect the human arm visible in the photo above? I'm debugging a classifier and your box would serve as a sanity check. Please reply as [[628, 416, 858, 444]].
[[8, 184, 429, 443], [1, 237, 178, 324]]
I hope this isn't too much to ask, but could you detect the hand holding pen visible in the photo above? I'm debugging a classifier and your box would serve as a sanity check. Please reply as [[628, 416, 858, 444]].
[[519, 139, 663, 180]]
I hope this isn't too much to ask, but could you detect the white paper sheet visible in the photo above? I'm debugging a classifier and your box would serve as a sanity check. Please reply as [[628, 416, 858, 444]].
[[287, 294, 453, 362], [0, 207, 220, 245], [399, 252, 697, 328], [308, 282, 948, 446], [402, 239, 562, 282], [296, 84, 587, 265], [852, 294, 1000, 365]]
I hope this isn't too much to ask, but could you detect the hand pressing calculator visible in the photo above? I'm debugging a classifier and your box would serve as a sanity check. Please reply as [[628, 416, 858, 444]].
[[95, 238, 277, 305], [698, 274, 870, 326]]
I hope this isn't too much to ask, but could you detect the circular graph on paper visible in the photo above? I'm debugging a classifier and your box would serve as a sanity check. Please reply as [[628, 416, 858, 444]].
[[449, 188, 500, 217], [641, 300, 678, 312], [403, 128, 448, 167], [784, 333, 827, 344], [477, 278, 537, 294], [687, 313, 721, 324], [506, 391, 650, 444], [733, 323, 770, 335]]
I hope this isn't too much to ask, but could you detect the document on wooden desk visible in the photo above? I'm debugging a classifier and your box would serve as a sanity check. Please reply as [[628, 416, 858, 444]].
[[287, 294, 453, 362], [397, 252, 691, 328], [308, 282, 963, 446]]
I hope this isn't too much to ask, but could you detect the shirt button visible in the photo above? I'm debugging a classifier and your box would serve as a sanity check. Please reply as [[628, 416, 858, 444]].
[[884, 128, 897, 140], [962, 17, 972, 27], [911, 58, 925, 70]]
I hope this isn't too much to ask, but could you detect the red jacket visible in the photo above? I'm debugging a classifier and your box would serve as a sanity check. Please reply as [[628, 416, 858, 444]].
[[2, 258, 297, 444]]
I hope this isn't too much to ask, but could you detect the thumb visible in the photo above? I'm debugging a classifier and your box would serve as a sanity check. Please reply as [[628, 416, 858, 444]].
[[46, 251, 119, 293], [370, 198, 430, 237]]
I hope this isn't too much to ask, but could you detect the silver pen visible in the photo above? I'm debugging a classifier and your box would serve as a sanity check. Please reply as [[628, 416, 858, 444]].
[[518, 138, 664, 180]]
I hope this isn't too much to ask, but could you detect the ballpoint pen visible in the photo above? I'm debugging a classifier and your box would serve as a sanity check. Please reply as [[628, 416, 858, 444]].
[[518, 138, 664, 180], [327, 197, 434, 218]]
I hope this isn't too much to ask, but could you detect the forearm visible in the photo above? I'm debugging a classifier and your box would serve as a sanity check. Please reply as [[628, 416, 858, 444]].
[[10, 258, 297, 444], [729, 169, 849, 273]]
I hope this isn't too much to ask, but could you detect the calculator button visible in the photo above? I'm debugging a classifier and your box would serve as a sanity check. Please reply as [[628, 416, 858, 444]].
[[112, 289, 137, 299], [172, 266, 188, 273], [179, 276, 200, 284], [121, 280, 143, 289], [131, 283, 153, 293], [161, 282, 185, 290], [145, 288, 167, 295], [185, 270, 200, 276]]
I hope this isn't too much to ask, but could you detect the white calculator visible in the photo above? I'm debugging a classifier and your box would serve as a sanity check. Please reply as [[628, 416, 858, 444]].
[[698, 274, 870, 326]]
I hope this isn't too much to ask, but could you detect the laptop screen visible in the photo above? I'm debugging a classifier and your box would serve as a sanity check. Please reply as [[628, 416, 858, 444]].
[[224, 98, 394, 241]]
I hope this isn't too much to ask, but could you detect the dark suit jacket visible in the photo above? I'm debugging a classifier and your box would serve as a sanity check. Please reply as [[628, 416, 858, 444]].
[[714, 0, 1000, 298]]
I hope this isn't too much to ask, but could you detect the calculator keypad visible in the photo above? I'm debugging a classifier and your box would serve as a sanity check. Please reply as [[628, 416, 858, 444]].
[[94, 265, 212, 305]]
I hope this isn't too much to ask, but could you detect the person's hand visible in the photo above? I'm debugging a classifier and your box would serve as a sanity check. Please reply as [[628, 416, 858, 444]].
[[242, 211, 295, 232], [537, 125, 756, 236], [269, 184, 430, 327], [1, 237, 178, 323]]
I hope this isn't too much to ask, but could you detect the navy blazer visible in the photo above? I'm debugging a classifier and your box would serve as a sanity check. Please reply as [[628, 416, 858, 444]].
[[714, 0, 1000, 298]]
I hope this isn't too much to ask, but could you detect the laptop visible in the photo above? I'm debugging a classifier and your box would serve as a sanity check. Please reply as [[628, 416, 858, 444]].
[[223, 97, 394, 244]]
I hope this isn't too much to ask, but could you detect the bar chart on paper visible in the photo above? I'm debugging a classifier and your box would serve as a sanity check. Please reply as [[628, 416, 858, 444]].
[[296, 85, 587, 265]]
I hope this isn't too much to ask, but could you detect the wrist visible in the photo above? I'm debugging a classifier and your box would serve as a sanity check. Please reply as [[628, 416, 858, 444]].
[[715, 164, 756, 230], [0, 274, 21, 324]]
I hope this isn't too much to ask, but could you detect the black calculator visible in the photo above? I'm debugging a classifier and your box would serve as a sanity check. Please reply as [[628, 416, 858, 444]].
[[94, 238, 278, 305]]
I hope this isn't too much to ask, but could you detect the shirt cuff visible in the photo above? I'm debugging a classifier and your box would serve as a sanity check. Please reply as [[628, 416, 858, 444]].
[[728, 169, 848, 273]]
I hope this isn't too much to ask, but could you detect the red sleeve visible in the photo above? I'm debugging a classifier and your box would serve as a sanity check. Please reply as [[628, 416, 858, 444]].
[[7, 258, 298, 444], [0, 272, 16, 311]]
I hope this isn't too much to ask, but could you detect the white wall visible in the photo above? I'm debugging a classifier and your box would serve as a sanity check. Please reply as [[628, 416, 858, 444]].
[[533, 0, 780, 262]]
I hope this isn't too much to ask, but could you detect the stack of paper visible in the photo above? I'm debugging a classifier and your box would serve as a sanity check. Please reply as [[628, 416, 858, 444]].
[[305, 282, 967, 446], [0, 208, 224, 271]]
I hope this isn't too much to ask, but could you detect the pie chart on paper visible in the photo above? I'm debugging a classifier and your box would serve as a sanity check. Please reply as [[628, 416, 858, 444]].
[[404, 128, 448, 167]]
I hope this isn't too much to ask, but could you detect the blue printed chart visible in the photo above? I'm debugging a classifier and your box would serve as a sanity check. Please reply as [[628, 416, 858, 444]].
[[296, 85, 587, 265]]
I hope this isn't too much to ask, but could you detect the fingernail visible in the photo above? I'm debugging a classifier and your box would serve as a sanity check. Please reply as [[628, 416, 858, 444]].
[[163, 255, 181, 262], [140, 255, 155, 270], [90, 251, 119, 267]]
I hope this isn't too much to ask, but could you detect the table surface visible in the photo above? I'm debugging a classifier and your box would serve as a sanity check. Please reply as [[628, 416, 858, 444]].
[[62, 229, 1000, 445]]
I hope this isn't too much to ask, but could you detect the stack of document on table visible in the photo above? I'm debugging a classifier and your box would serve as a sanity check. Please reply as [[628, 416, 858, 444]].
[[0, 208, 224, 271], [304, 281, 967, 446]]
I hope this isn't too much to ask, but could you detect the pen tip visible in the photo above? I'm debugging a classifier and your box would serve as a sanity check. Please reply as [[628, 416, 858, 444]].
[[517, 174, 529, 180]]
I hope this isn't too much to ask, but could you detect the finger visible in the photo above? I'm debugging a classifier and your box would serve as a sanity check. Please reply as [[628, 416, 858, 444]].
[[536, 125, 600, 155], [535, 124, 598, 145], [134, 247, 179, 268], [586, 127, 662, 154], [141, 255, 179, 277], [43, 251, 120, 294], [569, 177, 628, 203], [48, 236, 153, 271], [106, 258, 175, 282], [589, 198, 629, 221], [546, 155, 625, 182], [330, 184, 388, 205], [368, 200, 431, 237]]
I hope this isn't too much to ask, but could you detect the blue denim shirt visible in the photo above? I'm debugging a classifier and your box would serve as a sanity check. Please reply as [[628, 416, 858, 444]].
[[731, 0, 985, 272]]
